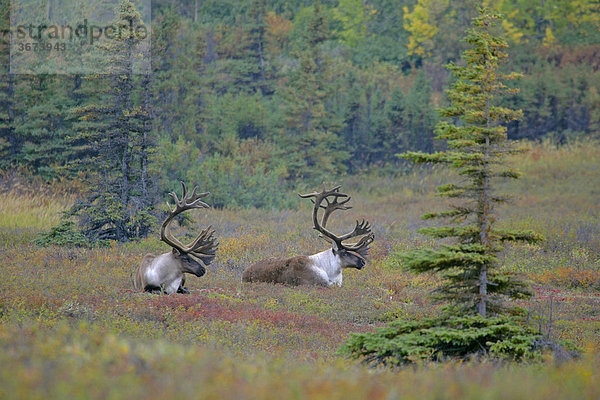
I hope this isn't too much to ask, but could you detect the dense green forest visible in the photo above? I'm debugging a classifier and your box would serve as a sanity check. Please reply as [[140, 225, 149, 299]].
[[1, 0, 599, 216]]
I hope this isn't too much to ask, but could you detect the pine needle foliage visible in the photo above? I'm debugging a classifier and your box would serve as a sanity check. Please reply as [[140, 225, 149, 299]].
[[339, 315, 541, 367], [34, 220, 91, 248], [400, 9, 543, 317], [0, 1, 17, 169], [340, 9, 546, 368], [64, 0, 159, 243]]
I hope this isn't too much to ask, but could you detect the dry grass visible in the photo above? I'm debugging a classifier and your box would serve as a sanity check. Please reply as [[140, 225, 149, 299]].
[[0, 190, 73, 230]]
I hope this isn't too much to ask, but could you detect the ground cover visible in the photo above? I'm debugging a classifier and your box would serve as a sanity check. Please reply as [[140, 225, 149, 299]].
[[0, 142, 598, 399]]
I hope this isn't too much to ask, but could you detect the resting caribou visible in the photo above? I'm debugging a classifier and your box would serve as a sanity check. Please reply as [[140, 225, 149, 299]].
[[242, 185, 374, 287], [134, 182, 218, 294]]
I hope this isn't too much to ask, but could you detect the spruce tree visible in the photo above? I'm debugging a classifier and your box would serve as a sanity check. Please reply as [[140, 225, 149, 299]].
[[17, 75, 76, 179], [341, 72, 367, 173], [400, 9, 542, 317], [151, 7, 182, 139], [405, 70, 436, 153], [340, 9, 544, 366], [247, 0, 273, 95], [383, 87, 407, 159], [0, 2, 18, 169], [65, 0, 158, 242], [276, 2, 347, 184]]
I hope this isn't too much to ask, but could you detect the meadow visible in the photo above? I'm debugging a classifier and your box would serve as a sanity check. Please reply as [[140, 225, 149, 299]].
[[0, 142, 599, 399]]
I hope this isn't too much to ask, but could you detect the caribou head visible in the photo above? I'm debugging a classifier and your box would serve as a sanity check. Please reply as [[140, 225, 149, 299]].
[[134, 182, 218, 294], [242, 184, 374, 287]]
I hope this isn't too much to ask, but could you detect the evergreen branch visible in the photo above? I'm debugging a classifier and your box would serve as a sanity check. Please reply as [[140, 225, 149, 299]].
[[422, 207, 472, 220], [494, 229, 545, 243], [418, 225, 480, 240], [401, 247, 496, 273]]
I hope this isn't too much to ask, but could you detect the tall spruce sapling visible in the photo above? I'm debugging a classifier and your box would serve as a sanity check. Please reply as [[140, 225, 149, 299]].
[[340, 9, 544, 366], [400, 9, 543, 317]]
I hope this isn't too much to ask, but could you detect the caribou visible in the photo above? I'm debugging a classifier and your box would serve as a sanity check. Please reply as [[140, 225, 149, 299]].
[[134, 182, 218, 294], [242, 185, 374, 287]]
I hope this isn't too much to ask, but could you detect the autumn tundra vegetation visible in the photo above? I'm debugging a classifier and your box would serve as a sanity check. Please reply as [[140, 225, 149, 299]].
[[1, 0, 600, 398], [1, 142, 599, 398]]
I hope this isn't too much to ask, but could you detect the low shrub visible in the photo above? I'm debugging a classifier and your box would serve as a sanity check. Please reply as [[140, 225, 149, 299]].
[[339, 315, 542, 367], [34, 220, 91, 248]]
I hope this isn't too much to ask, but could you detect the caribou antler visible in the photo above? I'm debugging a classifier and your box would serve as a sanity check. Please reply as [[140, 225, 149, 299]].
[[161, 182, 218, 264], [299, 184, 374, 257]]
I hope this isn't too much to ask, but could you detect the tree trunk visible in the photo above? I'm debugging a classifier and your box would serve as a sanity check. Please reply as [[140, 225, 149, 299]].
[[478, 94, 493, 317]]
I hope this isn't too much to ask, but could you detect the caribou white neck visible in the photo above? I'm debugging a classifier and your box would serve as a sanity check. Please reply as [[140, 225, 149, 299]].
[[308, 249, 343, 286]]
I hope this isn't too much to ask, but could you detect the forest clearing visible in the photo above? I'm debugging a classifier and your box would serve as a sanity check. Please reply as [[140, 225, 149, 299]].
[[1, 142, 599, 399], [2, 0, 600, 398]]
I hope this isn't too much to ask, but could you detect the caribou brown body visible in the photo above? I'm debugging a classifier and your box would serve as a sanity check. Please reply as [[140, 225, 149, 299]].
[[242, 185, 374, 287], [134, 183, 218, 294]]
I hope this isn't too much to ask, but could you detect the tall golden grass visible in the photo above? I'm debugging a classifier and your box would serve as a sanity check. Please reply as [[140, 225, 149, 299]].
[[0, 190, 73, 230]]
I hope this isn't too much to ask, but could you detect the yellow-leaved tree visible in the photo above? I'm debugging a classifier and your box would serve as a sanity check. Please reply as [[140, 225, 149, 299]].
[[403, 0, 448, 57]]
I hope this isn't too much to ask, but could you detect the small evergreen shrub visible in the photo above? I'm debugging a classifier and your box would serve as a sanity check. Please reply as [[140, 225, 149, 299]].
[[34, 220, 91, 248], [339, 315, 541, 367]]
